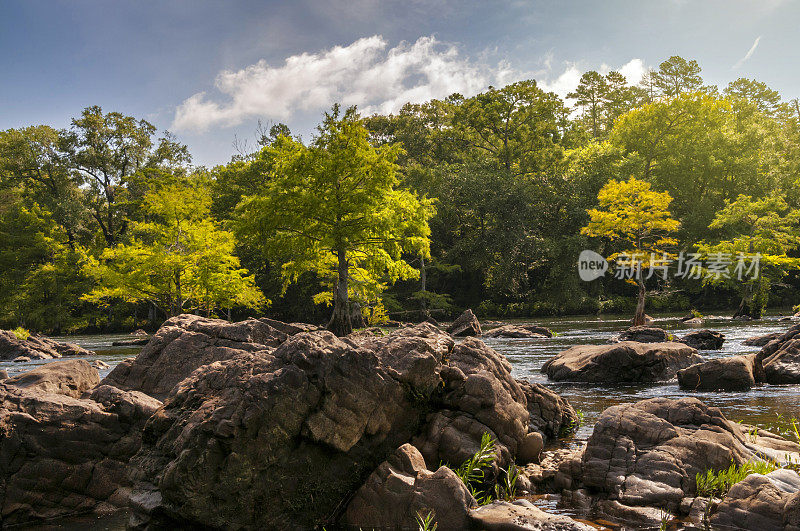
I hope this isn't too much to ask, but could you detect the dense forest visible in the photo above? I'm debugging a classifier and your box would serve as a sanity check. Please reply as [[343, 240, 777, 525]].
[[2, 55, 800, 334]]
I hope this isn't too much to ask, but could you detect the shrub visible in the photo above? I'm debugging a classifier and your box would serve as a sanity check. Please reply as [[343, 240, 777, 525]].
[[696, 460, 779, 497], [11, 327, 30, 340]]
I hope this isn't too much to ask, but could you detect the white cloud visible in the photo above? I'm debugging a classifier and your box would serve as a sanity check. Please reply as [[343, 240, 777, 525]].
[[733, 36, 762, 70], [619, 58, 646, 85], [173, 35, 517, 132], [539, 64, 582, 99]]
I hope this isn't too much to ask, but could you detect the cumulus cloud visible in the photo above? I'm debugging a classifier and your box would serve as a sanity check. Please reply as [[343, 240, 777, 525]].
[[733, 36, 761, 70], [173, 35, 517, 132], [619, 58, 646, 84]]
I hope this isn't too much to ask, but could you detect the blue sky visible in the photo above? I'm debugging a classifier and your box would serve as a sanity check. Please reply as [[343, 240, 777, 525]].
[[2, 0, 797, 166]]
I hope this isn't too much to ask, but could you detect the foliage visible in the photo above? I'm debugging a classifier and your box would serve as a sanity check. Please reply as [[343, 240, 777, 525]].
[[695, 460, 779, 497], [415, 511, 438, 531], [11, 327, 30, 340]]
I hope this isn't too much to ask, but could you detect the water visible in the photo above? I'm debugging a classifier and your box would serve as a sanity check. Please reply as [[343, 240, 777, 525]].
[[5, 313, 799, 529]]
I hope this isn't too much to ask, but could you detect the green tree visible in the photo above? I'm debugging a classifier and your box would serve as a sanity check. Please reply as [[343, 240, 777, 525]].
[[697, 195, 800, 318], [582, 177, 680, 325], [568, 71, 608, 138], [236, 105, 434, 335], [652, 56, 703, 97], [84, 177, 264, 319]]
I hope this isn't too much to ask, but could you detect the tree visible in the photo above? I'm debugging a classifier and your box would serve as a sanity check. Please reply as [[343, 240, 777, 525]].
[[652, 56, 703, 97], [84, 176, 264, 320], [236, 105, 434, 336], [724, 78, 782, 116], [697, 195, 800, 318], [582, 178, 680, 325], [568, 71, 608, 138]]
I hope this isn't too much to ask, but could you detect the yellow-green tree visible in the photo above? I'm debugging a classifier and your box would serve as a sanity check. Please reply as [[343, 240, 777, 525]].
[[582, 177, 679, 325], [697, 195, 800, 318], [84, 177, 264, 319], [236, 105, 434, 336]]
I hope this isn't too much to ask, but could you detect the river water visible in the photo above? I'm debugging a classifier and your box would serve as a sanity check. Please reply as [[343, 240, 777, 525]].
[[4, 313, 799, 529]]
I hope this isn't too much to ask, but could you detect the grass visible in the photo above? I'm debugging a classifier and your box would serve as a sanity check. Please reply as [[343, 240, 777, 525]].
[[11, 326, 30, 340], [695, 460, 780, 497], [415, 511, 437, 531]]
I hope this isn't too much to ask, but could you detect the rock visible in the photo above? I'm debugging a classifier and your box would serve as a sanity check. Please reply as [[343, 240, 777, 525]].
[[743, 331, 783, 346], [342, 443, 474, 530], [630, 314, 654, 324], [0, 330, 95, 361], [482, 320, 505, 330], [734, 314, 755, 321], [468, 500, 594, 530], [518, 380, 577, 440], [596, 499, 669, 526], [483, 325, 548, 339], [0, 374, 161, 525], [111, 337, 150, 346], [447, 309, 482, 337], [678, 354, 758, 391], [559, 397, 799, 514], [542, 341, 703, 383], [101, 314, 291, 399], [126, 322, 550, 529], [91, 359, 110, 370], [616, 326, 670, 343], [131, 329, 149, 336], [682, 317, 704, 325], [518, 431, 544, 464], [0, 369, 7, 379], [678, 329, 725, 350], [3, 359, 100, 398], [759, 337, 800, 384], [711, 469, 800, 531], [681, 312, 700, 322], [13, 356, 30, 362]]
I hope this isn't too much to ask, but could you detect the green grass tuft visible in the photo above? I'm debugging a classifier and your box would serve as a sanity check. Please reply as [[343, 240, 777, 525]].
[[696, 460, 779, 497]]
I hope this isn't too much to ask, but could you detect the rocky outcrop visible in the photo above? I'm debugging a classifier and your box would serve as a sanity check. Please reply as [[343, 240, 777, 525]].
[[518, 380, 577, 440], [616, 326, 670, 343], [468, 500, 594, 530], [342, 443, 474, 530], [484, 324, 552, 339], [0, 364, 161, 525], [0, 330, 94, 360], [556, 398, 799, 516], [101, 314, 292, 399], [743, 331, 782, 346], [542, 341, 703, 383], [125, 321, 561, 529], [3, 359, 100, 398], [677, 354, 759, 391], [711, 469, 800, 531], [447, 309, 482, 337], [756, 324, 800, 384], [678, 329, 725, 350]]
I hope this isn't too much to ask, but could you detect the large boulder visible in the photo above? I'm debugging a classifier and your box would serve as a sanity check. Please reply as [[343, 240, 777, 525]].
[[677, 354, 759, 391], [542, 341, 703, 383], [483, 325, 551, 339], [616, 326, 670, 343], [0, 330, 94, 361], [711, 469, 800, 531], [447, 309, 482, 337], [101, 314, 292, 399], [3, 359, 100, 398], [0, 371, 161, 525], [468, 500, 594, 530], [678, 329, 725, 350], [342, 443, 474, 530], [557, 398, 799, 514], [125, 322, 555, 529], [758, 334, 800, 384], [518, 380, 577, 440]]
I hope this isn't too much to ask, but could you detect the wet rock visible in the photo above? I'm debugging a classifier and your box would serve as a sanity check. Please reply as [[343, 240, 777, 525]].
[[447, 309, 482, 337], [126, 322, 547, 529], [678, 329, 725, 350], [596, 499, 668, 526], [616, 326, 670, 343], [743, 331, 783, 346], [12, 356, 30, 362], [711, 469, 800, 531], [484, 325, 548, 339], [3, 359, 100, 398], [0, 330, 94, 361], [759, 337, 800, 384], [91, 359, 110, 370], [0, 372, 161, 525], [468, 500, 594, 530], [342, 443, 474, 530], [561, 397, 799, 514], [101, 314, 291, 399], [111, 337, 150, 346], [682, 317, 704, 325], [542, 341, 703, 383], [677, 354, 758, 391]]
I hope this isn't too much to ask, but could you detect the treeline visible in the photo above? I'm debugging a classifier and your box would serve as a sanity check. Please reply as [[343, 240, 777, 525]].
[[1, 56, 799, 333]]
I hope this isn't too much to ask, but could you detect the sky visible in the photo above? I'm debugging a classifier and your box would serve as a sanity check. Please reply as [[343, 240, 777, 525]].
[[1, 0, 798, 167]]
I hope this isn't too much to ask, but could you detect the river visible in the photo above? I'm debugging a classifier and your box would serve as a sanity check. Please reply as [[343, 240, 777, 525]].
[[4, 312, 799, 529]]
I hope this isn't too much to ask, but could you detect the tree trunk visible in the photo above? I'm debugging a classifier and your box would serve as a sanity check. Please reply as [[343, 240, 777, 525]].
[[733, 282, 753, 318], [328, 249, 353, 336], [633, 271, 647, 326]]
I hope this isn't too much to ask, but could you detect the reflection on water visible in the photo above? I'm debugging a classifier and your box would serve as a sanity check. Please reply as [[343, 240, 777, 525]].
[[3, 313, 798, 529]]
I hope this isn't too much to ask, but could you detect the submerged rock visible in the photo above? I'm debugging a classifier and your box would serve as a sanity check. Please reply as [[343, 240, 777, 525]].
[[678, 354, 759, 391], [542, 341, 702, 383], [446, 309, 482, 337], [678, 329, 725, 350]]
